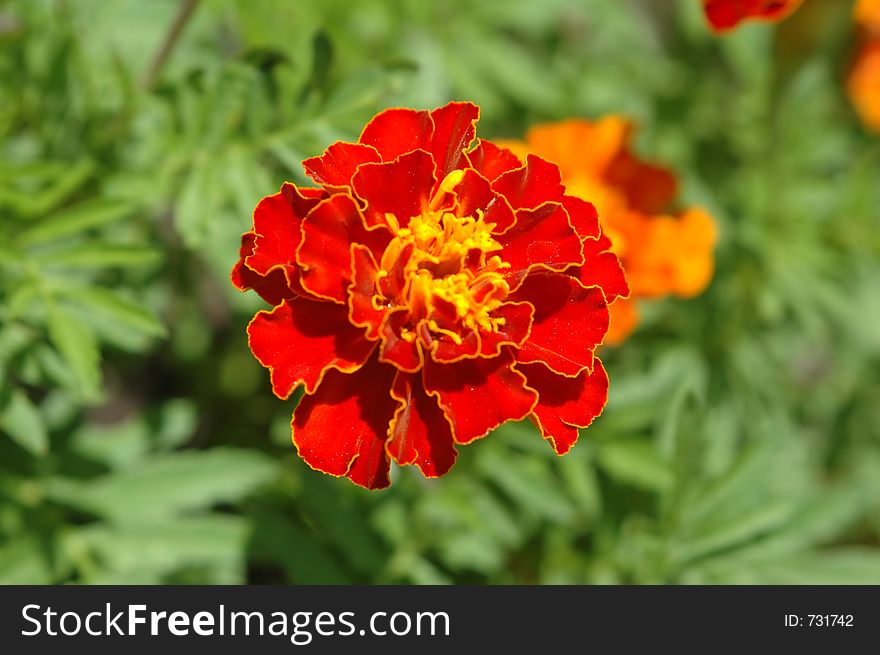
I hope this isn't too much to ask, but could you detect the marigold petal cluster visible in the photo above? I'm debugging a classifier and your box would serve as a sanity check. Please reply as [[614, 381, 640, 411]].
[[232, 102, 627, 489]]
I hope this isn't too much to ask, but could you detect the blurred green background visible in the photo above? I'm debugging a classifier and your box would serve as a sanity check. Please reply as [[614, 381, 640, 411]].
[[1, 0, 879, 584]]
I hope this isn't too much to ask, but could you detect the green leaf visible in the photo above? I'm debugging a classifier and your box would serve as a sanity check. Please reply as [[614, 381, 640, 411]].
[[0, 389, 49, 455], [0, 538, 52, 584], [61, 286, 166, 338], [46, 303, 102, 401], [70, 516, 250, 584], [18, 199, 137, 246], [35, 243, 161, 269], [54, 448, 278, 522], [596, 440, 673, 493]]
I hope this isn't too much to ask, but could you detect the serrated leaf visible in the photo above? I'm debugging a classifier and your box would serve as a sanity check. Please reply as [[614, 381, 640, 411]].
[[0, 389, 48, 455], [46, 303, 102, 401]]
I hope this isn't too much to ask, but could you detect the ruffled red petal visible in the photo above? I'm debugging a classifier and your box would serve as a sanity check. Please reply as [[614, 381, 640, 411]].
[[352, 150, 438, 228], [429, 101, 480, 180], [297, 194, 389, 302], [497, 202, 584, 289], [302, 141, 381, 189], [452, 168, 516, 234], [466, 139, 523, 182], [231, 233, 294, 305], [292, 354, 398, 490], [518, 360, 609, 455], [560, 195, 601, 241], [247, 298, 376, 398], [577, 235, 630, 304], [379, 309, 425, 372], [422, 349, 538, 444], [347, 244, 385, 340], [246, 184, 324, 276], [477, 301, 534, 357], [358, 108, 432, 161], [512, 272, 609, 377], [492, 154, 565, 211], [387, 372, 457, 477]]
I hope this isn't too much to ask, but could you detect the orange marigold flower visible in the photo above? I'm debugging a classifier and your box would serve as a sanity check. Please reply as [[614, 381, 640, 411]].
[[232, 102, 628, 489], [848, 38, 880, 131], [500, 117, 717, 344], [855, 0, 880, 32], [703, 0, 803, 32]]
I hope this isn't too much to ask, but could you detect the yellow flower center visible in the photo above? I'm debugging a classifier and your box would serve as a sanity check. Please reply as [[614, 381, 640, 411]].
[[376, 170, 510, 341]]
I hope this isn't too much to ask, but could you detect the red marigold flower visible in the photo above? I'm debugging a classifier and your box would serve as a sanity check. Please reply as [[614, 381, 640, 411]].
[[232, 102, 627, 489], [498, 117, 717, 345], [703, 0, 803, 32]]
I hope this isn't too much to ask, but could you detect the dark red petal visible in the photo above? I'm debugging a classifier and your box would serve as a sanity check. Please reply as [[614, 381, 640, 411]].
[[352, 150, 438, 229], [347, 244, 385, 340], [379, 309, 424, 372], [297, 194, 389, 302], [466, 139, 523, 182], [497, 202, 584, 289], [560, 195, 600, 241], [231, 232, 294, 305], [478, 301, 534, 357], [302, 141, 382, 189], [452, 168, 516, 233], [577, 236, 630, 304], [387, 372, 457, 477], [606, 152, 677, 215], [512, 273, 609, 377], [292, 354, 398, 490], [358, 108, 432, 161], [519, 360, 609, 455], [422, 349, 538, 445], [429, 101, 480, 180], [247, 298, 376, 397], [492, 154, 565, 211]]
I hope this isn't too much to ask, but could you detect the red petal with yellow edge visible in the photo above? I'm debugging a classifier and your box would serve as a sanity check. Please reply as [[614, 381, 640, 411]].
[[247, 298, 376, 398], [466, 139, 523, 182], [478, 301, 534, 357], [302, 141, 381, 189], [492, 154, 565, 211], [452, 168, 516, 234], [246, 184, 324, 276], [422, 349, 538, 444], [387, 372, 457, 477], [512, 273, 609, 377], [347, 244, 386, 340], [560, 195, 600, 241], [297, 194, 390, 302], [518, 359, 608, 455], [352, 150, 437, 228], [497, 203, 584, 289], [231, 233, 294, 305], [292, 354, 398, 490], [358, 108, 432, 161], [577, 235, 630, 304], [379, 308, 424, 372], [429, 101, 479, 180]]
